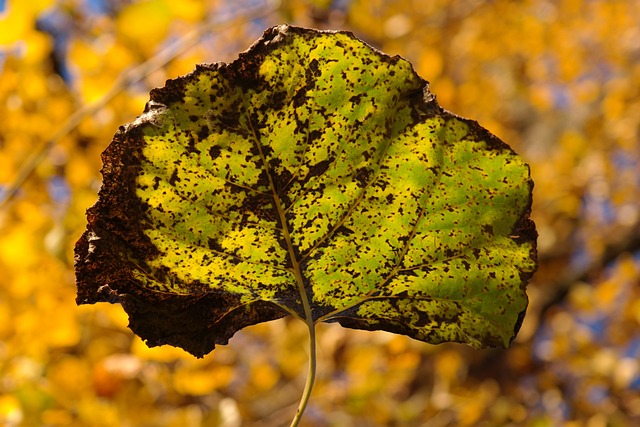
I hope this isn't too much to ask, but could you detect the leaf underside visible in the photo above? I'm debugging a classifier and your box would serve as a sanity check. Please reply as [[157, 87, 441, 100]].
[[75, 25, 537, 358]]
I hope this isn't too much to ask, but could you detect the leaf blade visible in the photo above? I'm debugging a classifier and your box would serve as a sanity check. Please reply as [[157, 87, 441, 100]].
[[75, 25, 537, 357]]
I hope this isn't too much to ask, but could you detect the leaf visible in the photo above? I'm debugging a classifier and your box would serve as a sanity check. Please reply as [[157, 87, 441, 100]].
[[74, 25, 537, 358]]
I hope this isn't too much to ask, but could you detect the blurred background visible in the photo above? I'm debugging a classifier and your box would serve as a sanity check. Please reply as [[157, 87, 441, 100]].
[[1, 0, 639, 426]]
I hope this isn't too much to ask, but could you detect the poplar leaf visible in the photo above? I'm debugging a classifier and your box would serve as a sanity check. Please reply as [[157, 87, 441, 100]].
[[75, 25, 537, 358]]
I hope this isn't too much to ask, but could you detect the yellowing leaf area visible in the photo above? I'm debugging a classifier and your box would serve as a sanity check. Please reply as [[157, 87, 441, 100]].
[[1, 1, 639, 426]]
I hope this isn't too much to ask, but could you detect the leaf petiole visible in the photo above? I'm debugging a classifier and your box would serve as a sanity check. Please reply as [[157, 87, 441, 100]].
[[289, 319, 317, 427]]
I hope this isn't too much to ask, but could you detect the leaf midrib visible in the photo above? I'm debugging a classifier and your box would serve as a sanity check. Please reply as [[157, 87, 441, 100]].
[[247, 114, 313, 321]]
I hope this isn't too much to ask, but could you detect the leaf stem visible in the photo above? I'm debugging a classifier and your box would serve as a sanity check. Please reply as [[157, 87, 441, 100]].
[[289, 319, 317, 427]]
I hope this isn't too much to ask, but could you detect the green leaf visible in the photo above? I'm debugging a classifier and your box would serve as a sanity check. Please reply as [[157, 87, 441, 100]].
[[75, 25, 537, 358]]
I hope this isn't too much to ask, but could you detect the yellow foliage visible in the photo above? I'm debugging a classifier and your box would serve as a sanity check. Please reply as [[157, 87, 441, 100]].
[[250, 362, 280, 391], [165, 0, 206, 22], [0, 227, 41, 269], [68, 39, 105, 73], [434, 349, 464, 385], [0, 394, 22, 426], [173, 364, 233, 396], [41, 408, 74, 426], [0, 0, 54, 46], [21, 31, 52, 64], [47, 356, 93, 400], [417, 47, 443, 80], [131, 338, 191, 362], [116, 0, 172, 49]]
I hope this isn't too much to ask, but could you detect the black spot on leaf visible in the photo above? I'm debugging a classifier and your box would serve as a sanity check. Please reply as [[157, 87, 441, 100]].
[[169, 169, 180, 186]]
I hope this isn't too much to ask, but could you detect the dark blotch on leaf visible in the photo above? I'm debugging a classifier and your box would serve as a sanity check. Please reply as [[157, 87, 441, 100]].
[[197, 124, 210, 141], [209, 146, 221, 160], [307, 159, 332, 179], [169, 169, 180, 186], [187, 135, 201, 155]]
